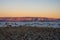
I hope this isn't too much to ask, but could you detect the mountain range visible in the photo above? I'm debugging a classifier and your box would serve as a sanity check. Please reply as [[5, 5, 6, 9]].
[[0, 17, 60, 22]]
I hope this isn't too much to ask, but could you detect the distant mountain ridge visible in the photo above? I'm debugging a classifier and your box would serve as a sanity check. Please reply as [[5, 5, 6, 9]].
[[0, 17, 60, 22]]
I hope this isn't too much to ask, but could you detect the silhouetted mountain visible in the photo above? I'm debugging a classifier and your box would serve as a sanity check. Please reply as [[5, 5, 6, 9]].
[[0, 17, 60, 22]]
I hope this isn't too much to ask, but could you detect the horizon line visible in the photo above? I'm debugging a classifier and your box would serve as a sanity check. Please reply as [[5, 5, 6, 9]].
[[0, 17, 60, 19]]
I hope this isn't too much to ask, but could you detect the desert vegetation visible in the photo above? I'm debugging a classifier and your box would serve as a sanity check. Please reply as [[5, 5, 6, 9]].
[[0, 27, 60, 40]]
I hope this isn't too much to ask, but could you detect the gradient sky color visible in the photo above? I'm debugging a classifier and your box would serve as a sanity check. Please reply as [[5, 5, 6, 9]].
[[0, 0, 60, 18]]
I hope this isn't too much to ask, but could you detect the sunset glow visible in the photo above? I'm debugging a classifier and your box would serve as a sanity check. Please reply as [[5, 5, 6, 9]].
[[0, 0, 60, 18]]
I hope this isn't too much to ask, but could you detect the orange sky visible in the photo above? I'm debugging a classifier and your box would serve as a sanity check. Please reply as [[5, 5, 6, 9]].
[[0, 0, 60, 18]]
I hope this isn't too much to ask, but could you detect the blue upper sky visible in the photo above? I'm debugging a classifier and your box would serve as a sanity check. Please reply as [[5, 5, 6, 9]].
[[0, 0, 60, 18]]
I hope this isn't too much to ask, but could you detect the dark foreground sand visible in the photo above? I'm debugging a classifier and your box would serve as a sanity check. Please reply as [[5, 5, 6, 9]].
[[0, 27, 60, 40]]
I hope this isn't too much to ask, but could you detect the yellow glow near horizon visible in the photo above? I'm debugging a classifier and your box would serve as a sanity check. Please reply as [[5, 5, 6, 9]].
[[0, 10, 60, 18], [0, 0, 60, 18]]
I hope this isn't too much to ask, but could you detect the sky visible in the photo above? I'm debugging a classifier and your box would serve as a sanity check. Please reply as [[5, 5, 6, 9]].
[[0, 0, 60, 18]]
